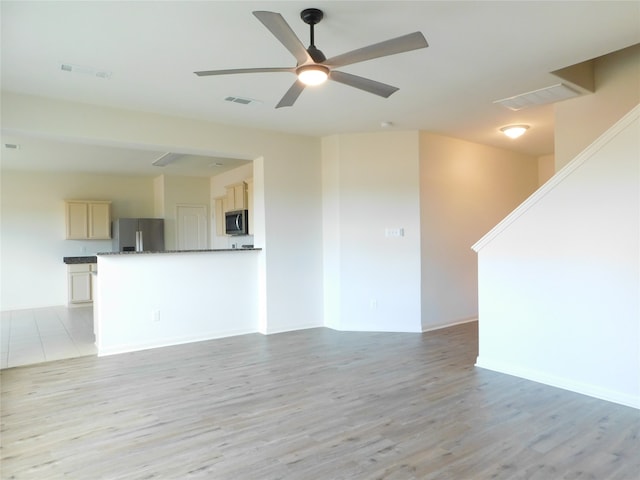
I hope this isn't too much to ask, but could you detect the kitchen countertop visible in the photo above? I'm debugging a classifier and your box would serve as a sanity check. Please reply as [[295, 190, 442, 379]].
[[63, 256, 98, 264], [97, 248, 261, 256]]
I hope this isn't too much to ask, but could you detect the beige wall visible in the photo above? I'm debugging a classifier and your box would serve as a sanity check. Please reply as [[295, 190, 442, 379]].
[[321, 129, 540, 333], [155, 174, 211, 250], [1, 92, 324, 334], [419, 132, 539, 330], [0, 171, 155, 309], [555, 44, 640, 170], [537, 154, 555, 185], [474, 106, 640, 408], [321, 131, 423, 332]]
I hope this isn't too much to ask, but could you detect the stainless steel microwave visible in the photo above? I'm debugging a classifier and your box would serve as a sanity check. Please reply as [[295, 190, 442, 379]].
[[225, 210, 248, 236]]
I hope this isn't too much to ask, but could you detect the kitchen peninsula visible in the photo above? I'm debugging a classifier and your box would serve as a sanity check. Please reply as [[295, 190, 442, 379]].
[[94, 248, 261, 356]]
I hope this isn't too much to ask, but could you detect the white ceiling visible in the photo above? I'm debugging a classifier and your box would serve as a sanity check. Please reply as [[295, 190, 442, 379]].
[[1, 1, 639, 177]]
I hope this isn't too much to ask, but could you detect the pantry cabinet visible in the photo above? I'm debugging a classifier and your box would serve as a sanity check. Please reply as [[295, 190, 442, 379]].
[[65, 200, 111, 240]]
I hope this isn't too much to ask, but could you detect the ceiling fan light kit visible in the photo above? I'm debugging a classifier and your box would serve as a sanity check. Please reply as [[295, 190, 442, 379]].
[[194, 8, 428, 108], [297, 64, 329, 86]]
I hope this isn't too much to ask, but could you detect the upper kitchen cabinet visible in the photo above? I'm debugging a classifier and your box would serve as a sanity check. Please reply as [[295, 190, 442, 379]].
[[65, 200, 112, 240], [225, 182, 247, 211], [214, 195, 227, 236]]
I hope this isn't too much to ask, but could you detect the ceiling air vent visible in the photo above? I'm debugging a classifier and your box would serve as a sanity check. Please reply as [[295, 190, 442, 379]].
[[224, 96, 258, 105], [152, 152, 184, 167], [494, 83, 581, 111], [60, 63, 112, 79]]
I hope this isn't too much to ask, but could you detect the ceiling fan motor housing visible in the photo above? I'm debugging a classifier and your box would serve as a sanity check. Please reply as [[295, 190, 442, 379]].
[[300, 8, 323, 25]]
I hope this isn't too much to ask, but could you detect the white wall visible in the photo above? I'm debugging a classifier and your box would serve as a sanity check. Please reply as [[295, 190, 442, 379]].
[[0, 171, 154, 310], [322, 131, 422, 332], [261, 145, 324, 333], [321, 136, 341, 331], [1, 92, 324, 335], [555, 44, 640, 170], [96, 251, 259, 355], [474, 107, 640, 408], [419, 133, 539, 330]]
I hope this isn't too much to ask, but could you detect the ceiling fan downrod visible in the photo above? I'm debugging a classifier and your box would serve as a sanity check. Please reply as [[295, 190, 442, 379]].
[[300, 8, 326, 63]]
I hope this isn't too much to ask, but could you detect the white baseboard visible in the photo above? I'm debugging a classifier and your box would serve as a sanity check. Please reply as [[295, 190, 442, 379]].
[[98, 328, 258, 357], [262, 322, 324, 335], [476, 356, 640, 410], [422, 316, 478, 333]]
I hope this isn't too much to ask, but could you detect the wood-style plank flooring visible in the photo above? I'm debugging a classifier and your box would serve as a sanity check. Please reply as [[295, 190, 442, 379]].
[[1, 322, 639, 479]]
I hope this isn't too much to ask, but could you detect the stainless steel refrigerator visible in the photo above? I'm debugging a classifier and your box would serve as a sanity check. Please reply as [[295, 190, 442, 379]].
[[112, 218, 165, 252]]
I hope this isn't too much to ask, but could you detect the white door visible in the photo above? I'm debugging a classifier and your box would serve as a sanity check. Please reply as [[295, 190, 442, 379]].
[[176, 204, 208, 250]]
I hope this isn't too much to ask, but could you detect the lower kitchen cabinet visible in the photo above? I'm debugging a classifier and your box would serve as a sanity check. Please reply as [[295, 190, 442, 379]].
[[68, 263, 96, 304]]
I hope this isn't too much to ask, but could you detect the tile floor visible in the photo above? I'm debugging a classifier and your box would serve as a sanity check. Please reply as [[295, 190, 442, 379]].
[[1, 305, 97, 369]]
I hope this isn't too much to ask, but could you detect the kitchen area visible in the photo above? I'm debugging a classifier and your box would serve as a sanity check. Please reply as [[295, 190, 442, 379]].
[[2, 161, 260, 368], [61, 166, 256, 308]]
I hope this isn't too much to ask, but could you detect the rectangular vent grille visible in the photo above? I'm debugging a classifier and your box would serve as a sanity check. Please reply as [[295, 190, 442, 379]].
[[225, 96, 254, 105], [60, 63, 112, 79], [494, 83, 581, 111], [152, 152, 184, 167]]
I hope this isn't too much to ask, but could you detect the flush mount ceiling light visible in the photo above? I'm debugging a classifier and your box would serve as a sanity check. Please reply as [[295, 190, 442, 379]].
[[296, 64, 329, 86], [500, 125, 529, 139]]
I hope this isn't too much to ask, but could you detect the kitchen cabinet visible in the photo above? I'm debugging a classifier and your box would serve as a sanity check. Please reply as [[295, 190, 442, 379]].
[[214, 195, 227, 236], [225, 182, 247, 211], [245, 177, 254, 235], [68, 263, 96, 304], [65, 200, 111, 239]]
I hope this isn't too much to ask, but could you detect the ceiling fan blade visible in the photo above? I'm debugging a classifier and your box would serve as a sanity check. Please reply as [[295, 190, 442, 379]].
[[324, 32, 428, 68], [195, 67, 294, 77], [329, 71, 399, 98], [253, 11, 311, 65], [276, 80, 306, 108]]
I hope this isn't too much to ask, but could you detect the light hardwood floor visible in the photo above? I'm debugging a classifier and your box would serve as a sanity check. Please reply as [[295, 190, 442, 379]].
[[1, 322, 638, 479]]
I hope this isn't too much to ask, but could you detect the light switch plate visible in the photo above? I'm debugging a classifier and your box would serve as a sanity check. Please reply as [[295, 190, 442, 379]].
[[385, 228, 404, 237]]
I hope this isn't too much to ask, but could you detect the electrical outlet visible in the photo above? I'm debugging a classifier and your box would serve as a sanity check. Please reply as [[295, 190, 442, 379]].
[[152, 310, 160, 322], [370, 299, 378, 310]]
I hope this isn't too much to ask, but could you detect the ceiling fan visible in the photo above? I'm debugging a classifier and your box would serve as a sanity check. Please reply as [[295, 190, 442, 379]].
[[194, 8, 428, 108]]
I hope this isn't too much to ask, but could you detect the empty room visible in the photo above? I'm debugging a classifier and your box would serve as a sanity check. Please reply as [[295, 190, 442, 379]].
[[1, 2, 639, 478]]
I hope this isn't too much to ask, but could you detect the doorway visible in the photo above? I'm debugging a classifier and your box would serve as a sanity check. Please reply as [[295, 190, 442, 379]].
[[176, 204, 208, 250]]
